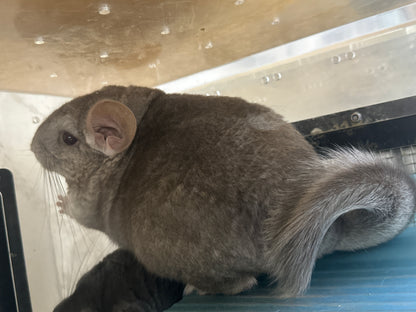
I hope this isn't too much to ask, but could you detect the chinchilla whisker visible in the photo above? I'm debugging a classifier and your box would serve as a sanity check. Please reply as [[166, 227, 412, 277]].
[[69, 243, 93, 295], [43, 170, 68, 299], [66, 216, 83, 261], [52, 172, 67, 230], [29, 163, 43, 192], [51, 170, 75, 299], [34, 171, 50, 241], [73, 219, 92, 250], [54, 172, 67, 198], [61, 220, 81, 297], [68, 224, 106, 295], [46, 171, 59, 230], [47, 172, 93, 298], [52, 173, 70, 297], [100, 239, 117, 261], [47, 172, 62, 230]]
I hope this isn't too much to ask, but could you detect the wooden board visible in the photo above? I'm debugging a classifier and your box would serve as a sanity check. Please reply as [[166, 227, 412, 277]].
[[0, 0, 414, 96]]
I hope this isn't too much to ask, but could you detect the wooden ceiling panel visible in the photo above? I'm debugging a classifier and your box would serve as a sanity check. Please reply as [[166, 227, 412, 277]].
[[0, 0, 414, 96]]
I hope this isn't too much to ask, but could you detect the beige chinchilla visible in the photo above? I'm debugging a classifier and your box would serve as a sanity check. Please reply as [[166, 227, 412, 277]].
[[31, 85, 416, 297]]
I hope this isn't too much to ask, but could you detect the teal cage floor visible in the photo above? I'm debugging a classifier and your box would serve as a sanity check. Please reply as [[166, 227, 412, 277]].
[[168, 225, 416, 312]]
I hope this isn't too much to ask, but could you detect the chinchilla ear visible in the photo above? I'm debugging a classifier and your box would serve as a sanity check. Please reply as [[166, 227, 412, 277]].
[[85, 99, 137, 157]]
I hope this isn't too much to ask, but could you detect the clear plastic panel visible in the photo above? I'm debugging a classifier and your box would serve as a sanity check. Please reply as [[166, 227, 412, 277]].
[[1, 4, 416, 312], [185, 23, 416, 122], [0, 92, 116, 311]]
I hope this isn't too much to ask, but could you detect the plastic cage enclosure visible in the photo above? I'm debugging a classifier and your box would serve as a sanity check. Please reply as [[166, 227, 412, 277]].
[[2, 95, 416, 311]]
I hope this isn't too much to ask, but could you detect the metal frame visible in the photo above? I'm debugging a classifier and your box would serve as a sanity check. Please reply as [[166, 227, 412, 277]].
[[293, 95, 416, 151], [0, 169, 32, 312]]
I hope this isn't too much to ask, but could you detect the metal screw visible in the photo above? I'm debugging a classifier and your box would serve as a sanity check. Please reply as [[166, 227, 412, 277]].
[[100, 51, 109, 59], [345, 51, 356, 60], [332, 55, 342, 64], [310, 128, 323, 135], [272, 72, 282, 81], [350, 112, 362, 123], [261, 76, 270, 84], [98, 4, 111, 15], [205, 41, 213, 49], [161, 26, 170, 35], [34, 36, 45, 45], [271, 17, 280, 25]]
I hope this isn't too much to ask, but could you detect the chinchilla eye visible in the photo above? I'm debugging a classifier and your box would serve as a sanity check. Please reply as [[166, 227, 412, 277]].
[[62, 132, 78, 145]]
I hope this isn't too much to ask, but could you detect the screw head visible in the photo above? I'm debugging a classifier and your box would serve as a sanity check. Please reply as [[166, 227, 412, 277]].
[[34, 36, 45, 45], [332, 55, 342, 64], [261, 76, 270, 84], [272, 72, 282, 81], [350, 112, 362, 123], [98, 4, 111, 15], [346, 51, 356, 60]]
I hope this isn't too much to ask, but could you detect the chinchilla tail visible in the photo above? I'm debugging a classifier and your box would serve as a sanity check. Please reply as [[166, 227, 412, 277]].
[[265, 148, 416, 298]]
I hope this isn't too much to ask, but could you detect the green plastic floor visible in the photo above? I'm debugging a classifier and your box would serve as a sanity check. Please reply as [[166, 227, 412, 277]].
[[168, 225, 416, 311]]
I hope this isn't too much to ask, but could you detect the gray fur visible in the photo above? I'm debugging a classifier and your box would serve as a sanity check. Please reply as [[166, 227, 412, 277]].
[[31, 85, 416, 297], [264, 148, 416, 297]]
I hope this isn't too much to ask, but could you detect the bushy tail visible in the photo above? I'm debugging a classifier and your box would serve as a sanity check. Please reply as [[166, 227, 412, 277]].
[[267, 148, 416, 298]]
